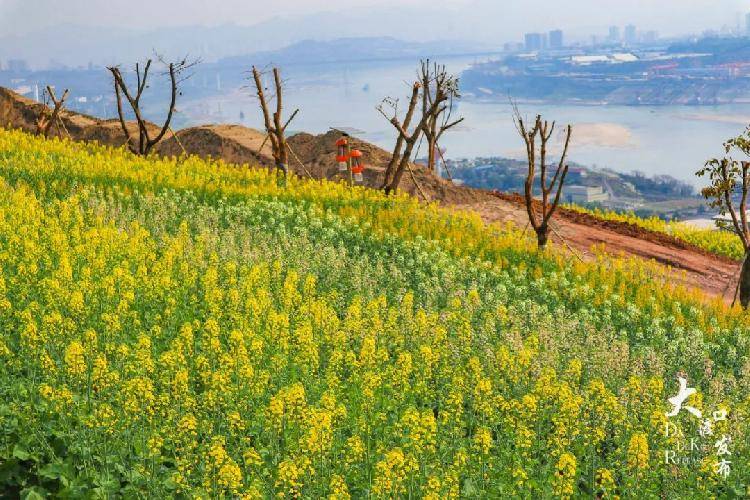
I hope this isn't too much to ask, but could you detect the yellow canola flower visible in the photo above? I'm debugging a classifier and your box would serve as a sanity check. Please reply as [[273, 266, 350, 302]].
[[0, 127, 744, 498], [552, 453, 577, 499], [276, 459, 303, 498], [627, 432, 650, 471], [64, 340, 86, 377], [372, 448, 415, 497], [328, 474, 350, 500], [564, 203, 744, 261]]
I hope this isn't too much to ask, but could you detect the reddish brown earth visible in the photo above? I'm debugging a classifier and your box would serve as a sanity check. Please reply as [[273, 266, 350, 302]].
[[462, 194, 740, 302], [0, 86, 739, 301], [554, 218, 739, 300]]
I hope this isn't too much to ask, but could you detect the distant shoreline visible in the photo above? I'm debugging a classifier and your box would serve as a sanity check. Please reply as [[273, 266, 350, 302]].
[[467, 95, 608, 106], [464, 95, 750, 107], [678, 113, 750, 126]]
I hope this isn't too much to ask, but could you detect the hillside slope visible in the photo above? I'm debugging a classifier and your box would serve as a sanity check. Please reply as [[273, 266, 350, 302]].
[[476, 193, 741, 301], [0, 129, 749, 497], [158, 124, 275, 165], [0, 86, 738, 300]]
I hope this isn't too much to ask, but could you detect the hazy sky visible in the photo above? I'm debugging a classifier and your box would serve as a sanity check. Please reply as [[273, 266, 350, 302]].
[[2, 0, 749, 39]]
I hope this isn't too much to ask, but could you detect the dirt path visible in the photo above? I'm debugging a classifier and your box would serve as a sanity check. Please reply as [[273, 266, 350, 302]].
[[455, 196, 741, 302], [554, 218, 739, 299]]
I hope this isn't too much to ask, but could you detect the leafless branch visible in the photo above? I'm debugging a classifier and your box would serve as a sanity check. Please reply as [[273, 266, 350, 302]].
[[251, 65, 296, 177], [419, 60, 462, 172], [107, 55, 198, 155], [36, 86, 69, 138], [513, 106, 573, 248]]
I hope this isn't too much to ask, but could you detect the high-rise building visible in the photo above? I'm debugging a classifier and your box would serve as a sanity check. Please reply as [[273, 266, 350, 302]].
[[549, 29, 564, 49], [608, 26, 621, 43], [524, 33, 544, 51], [624, 24, 637, 44]]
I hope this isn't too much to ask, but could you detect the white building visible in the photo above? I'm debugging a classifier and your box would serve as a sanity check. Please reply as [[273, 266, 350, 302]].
[[565, 185, 610, 204], [571, 55, 610, 65]]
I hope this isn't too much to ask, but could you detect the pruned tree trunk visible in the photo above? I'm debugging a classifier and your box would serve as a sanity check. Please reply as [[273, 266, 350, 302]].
[[536, 222, 549, 248], [36, 86, 69, 138], [379, 80, 452, 194], [419, 59, 463, 172], [513, 108, 573, 249], [378, 61, 462, 194], [386, 128, 422, 195], [740, 253, 750, 308], [381, 93, 417, 190], [107, 56, 196, 156], [427, 140, 437, 174], [251, 66, 298, 179]]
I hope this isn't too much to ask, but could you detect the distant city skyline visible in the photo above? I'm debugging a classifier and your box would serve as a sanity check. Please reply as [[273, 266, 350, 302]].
[[1, 0, 750, 68]]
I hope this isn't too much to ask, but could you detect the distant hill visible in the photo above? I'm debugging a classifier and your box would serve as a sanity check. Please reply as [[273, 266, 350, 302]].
[[220, 37, 493, 67], [448, 157, 702, 219], [0, 12, 492, 69]]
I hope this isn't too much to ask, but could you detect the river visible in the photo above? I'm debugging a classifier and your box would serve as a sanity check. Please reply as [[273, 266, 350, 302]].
[[180, 55, 750, 186]]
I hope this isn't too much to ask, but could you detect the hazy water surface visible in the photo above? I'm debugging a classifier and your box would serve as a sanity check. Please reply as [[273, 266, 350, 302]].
[[182, 55, 750, 186]]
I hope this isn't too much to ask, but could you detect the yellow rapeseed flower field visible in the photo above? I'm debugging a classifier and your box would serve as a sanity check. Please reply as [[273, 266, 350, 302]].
[[566, 204, 744, 261], [0, 128, 748, 497]]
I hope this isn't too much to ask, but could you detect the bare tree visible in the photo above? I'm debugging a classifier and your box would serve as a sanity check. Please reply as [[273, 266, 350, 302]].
[[378, 86, 419, 190], [513, 109, 573, 248], [377, 79, 450, 195], [698, 126, 750, 308], [107, 56, 196, 156], [419, 60, 463, 173], [35, 86, 69, 138], [251, 66, 299, 177]]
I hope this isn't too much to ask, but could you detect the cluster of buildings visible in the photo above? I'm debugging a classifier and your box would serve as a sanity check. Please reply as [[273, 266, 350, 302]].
[[511, 11, 750, 54], [598, 25, 659, 47], [512, 30, 565, 52], [511, 24, 660, 54], [492, 13, 750, 55]]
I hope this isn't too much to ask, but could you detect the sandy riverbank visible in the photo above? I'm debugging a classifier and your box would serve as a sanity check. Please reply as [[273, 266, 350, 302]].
[[571, 122, 635, 148]]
